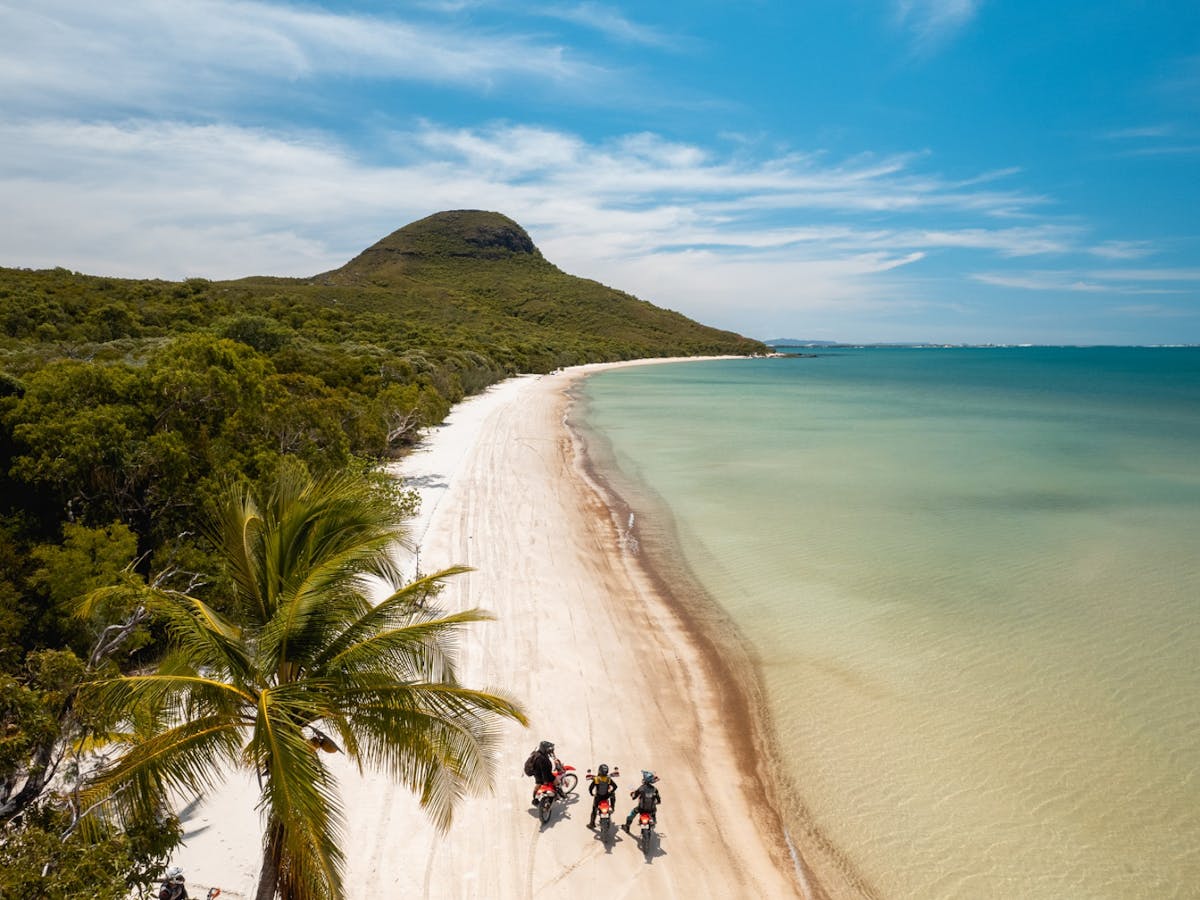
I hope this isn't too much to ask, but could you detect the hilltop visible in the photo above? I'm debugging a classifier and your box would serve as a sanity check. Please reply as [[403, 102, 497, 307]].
[[303, 210, 764, 360]]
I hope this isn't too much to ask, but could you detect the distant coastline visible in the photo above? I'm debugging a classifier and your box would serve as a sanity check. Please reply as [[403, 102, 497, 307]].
[[767, 340, 1200, 349]]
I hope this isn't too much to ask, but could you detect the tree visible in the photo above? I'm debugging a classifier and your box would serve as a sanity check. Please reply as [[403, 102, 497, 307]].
[[83, 470, 526, 900]]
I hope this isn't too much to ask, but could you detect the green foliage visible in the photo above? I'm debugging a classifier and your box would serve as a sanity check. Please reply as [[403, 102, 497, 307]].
[[0, 803, 180, 900], [85, 470, 525, 900], [31, 521, 139, 625], [0, 650, 85, 790]]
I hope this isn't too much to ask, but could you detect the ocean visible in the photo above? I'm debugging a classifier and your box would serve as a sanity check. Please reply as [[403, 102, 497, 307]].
[[575, 348, 1200, 899]]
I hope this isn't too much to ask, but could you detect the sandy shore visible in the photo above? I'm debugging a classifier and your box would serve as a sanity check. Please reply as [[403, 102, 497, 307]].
[[173, 359, 815, 899]]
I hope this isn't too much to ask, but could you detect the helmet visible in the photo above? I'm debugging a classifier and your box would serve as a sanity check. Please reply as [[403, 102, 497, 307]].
[[597, 764, 609, 776], [166, 866, 185, 884], [539, 740, 554, 754], [641, 770, 656, 784]]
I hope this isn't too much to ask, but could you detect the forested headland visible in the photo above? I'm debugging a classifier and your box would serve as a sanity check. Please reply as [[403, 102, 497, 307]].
[[0, 210, 764, 894]]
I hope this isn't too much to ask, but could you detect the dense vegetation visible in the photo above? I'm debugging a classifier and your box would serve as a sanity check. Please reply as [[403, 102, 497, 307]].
[[0, 210, 764, 894]]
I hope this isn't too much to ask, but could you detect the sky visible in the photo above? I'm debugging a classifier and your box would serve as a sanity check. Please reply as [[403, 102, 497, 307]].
[[1, 1, 1198, 344]]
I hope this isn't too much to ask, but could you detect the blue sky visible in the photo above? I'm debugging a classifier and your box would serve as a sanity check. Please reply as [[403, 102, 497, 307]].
[[1, 1, 1197, 344]]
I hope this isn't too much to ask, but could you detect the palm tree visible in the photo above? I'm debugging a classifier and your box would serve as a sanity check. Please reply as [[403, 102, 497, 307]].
[[83, 469, 526, 900]]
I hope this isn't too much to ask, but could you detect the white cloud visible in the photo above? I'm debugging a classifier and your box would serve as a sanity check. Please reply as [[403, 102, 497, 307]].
[[904, 226, 1078, 256], [1088, 240, 1156, 261], [971, 267, 1195, 295], [972, 272, 1109, 293], [0, 0, 597, 117]]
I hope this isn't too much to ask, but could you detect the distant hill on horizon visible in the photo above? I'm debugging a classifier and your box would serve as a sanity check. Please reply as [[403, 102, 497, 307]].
[[0, 209, 767, 370], [301, 209, 766, 359]]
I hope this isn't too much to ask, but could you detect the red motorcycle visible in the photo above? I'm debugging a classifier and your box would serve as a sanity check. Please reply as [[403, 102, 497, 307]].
[[553, 757, 578, 796], [535, 756, 577, 824], [632, 772, 660, 854], [636, 808, 657, 850], [585, 767, 620, 839]]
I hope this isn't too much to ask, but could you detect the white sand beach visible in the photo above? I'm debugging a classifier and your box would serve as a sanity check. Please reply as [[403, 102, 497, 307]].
[[172, 360, 815, 899]]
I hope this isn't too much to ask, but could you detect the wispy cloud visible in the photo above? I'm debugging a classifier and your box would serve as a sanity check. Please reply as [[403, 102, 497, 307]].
[[407, 123, 1047, 223], [541, 3, 678, 48], [972, 267, 1197, 295], [1098, 122, 1199, 158], [972, 272, 1110, 293], [1102, 125, 1176, 140], [0, 0, 600, 117], [1089, 240, 1157, 261], [894, 0, 983, 51]]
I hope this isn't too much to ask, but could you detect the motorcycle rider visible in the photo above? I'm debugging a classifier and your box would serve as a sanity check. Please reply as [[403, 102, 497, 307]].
[[622, 770, 661, 834], [587, 763, 618, 829], [530, 740, 557, 805], [158, 866, 189, 900]]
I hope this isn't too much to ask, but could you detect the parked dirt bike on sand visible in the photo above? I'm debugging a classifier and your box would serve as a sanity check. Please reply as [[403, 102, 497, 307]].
[[535, 756, 577, 824], [552, 757, 577, 795], [585, 767, 620, 839]]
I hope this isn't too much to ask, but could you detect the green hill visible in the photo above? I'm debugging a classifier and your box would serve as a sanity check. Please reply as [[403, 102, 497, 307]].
[[0, 209, 764, 594], [311, 209, 764, 360], [1, 210, 764, 372]]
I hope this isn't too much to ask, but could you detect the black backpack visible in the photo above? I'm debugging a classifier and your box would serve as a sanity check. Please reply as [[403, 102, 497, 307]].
[[523, 751, 538, 777], [637, 785, 659, 812]]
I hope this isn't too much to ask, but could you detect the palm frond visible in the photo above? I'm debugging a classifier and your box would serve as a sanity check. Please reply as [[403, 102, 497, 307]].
[[319, 607, 494, 682], [84, 713, 247, 822], [209, 483, 270, 623], [150, 594, 256, 686]]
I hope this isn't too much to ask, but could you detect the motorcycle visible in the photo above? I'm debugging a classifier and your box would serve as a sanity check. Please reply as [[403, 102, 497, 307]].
[[552, 756, 578, 796], [632, 772, 660, 853], [637, 809, 657, 850], [585, 767, 620, 838], [535, 755, 577, 824]]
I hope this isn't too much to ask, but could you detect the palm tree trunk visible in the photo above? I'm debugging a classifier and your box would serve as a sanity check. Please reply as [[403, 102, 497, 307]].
[[255, 817, 284, 900]]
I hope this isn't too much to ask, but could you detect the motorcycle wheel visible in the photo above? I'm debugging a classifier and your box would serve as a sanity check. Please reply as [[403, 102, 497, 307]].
[[557, 773, 578, 795], [539, 798, 553, 824]]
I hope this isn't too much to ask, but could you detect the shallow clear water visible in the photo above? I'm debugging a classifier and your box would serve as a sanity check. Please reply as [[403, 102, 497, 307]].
[[580, 349, 1200, 899]]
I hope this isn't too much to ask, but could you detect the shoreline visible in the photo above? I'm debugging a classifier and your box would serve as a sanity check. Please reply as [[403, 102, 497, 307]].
[[562, 366, 823, 896], [171, 355, 817, 899], [565, 360, 871, 900]]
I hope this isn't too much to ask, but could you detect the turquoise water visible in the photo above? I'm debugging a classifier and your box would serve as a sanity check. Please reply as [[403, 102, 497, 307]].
[[579, 349, 1200, 899]]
